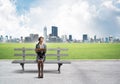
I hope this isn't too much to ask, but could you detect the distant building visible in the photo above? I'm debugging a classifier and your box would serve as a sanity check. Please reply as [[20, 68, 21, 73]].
[[101, 38, 104, 43], [83, 34, 88, 42], [48, 26, 62, 42], [12, 38, 20, 43], [25, 34, 39, 42], [94, 35, 96, 42], [30, 34, 39, 42], [113, 38, 120, 43], [25, 37, 31, 42], [43, 26, 47, 42], [49, 36, 62, 42], [30, 34, 34, 41], [52, 26, 58, 37], [33, 34, 39, 42], [49, 34, 52, 37], [105, 37, 109, 43], [0, 35, 3, 42], [20, 36, 23, 43], [61, 35, 68, 42], [90, 38, 94, 43], [5, 35, 8, 42], [109, 36, 113, 43], [69, 35, 72, 41]]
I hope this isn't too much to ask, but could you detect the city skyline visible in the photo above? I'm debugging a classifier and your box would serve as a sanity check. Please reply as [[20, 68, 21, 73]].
[[0, 0, 120, 39], [0, 26, 120, 43], [0, 25, 120, 40]]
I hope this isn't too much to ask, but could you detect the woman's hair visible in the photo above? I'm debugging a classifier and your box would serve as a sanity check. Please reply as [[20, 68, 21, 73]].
[[38, 36, 44, 41]]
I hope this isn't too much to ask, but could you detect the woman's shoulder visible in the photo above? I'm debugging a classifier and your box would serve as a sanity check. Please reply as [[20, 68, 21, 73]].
[[43, 43, 46, 46], [43, 43, 47, 48], [36, 42, 39, 45]]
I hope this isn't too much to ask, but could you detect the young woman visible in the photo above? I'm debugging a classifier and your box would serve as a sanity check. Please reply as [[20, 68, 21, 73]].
[[35, 36, 47, 78]]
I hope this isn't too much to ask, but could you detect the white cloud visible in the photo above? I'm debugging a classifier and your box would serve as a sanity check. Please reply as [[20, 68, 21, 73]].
[[0, 0, 41, 38], [0, 0, 18, 36], [0, 0, 120, 39], [26, 0, 98, 39]]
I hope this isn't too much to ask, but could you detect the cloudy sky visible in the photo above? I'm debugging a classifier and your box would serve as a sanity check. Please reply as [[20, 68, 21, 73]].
[[0, 0, 120, 39]]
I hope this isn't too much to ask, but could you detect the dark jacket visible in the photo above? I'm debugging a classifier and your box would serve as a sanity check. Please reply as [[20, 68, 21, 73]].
[[35, 43, 47, 61], [35, 43, 47, 56]]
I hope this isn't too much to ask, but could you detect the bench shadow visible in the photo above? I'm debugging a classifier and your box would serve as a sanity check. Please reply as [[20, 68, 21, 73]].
[[13, 69, 59, 74]]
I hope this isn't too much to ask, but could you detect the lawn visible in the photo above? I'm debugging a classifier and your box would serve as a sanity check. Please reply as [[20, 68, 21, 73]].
[[0, 43, 120, 59]]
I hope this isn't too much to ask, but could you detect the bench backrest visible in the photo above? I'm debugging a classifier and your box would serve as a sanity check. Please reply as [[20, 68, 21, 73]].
[[14, 47, 68, 61]]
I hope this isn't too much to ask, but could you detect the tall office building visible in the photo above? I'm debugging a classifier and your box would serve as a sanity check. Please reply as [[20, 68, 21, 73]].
[[0, 35, 3, 42], [43, 26, 47, 42], [29, 34, 39, 42], [83, 34, 88, 42], [30, 34, 34, 41], [109, 36, 113, 42], [69, 35, 72, 41], [94, 35, 96, 41], [34, 34, 39, 42], [52, 26, 58, 37], [61, 35, 67, 42], [105, 37, 109, 43]]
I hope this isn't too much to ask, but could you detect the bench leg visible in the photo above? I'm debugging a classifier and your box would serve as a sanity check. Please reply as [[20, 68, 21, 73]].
[[58, 63, 63, 73], [20, 63, 24, 71]]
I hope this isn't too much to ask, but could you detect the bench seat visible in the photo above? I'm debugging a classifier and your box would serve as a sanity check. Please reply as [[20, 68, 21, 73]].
[[12, 60, 71, 64]]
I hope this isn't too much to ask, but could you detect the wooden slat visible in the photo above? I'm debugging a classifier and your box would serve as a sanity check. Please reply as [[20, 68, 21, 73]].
[[14, 54, 23, 56], [47, 48, 68, 51], [14, 48, 35, 51], [25, 54, 36, 56], [14, 54, 36, 56], [14, 48, 23, 51], [46, 54, 68, 56], [14, 48, 68, 51], [14, 54, 68, 56], [12, 60, 71, 64], [25, 48, 35, 51]]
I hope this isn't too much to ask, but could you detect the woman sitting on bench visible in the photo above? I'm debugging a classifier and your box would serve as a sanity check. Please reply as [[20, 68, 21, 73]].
[[35, 36, 47, 78]]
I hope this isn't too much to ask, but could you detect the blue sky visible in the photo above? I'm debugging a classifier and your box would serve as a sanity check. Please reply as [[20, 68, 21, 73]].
[[14, 0, 39, 15], [0, 0, 120, 39]]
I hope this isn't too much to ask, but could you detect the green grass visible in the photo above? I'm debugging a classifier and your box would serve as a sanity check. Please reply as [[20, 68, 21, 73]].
[[0, 43, 120, 59]]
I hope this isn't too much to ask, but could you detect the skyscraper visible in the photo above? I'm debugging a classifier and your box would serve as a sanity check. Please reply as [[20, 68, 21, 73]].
[[94, 35, 96, 42], [30, 34, 39, 42], [52, 26, 58, 37], [69, 35, 72, 41], [43, 26, 47, 42], [109, 36, 113, 42], [83, 34, 88, 42]]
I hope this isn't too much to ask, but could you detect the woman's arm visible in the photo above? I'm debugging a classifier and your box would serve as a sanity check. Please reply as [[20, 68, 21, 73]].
[[35, 43, 47, 52], [35, 43, 44, 52], [44, 44, 47, 53], [35, 48, 46, 52]]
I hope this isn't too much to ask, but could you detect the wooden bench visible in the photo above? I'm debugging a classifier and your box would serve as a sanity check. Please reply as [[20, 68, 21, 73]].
[[12, 47, 71, 73]]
